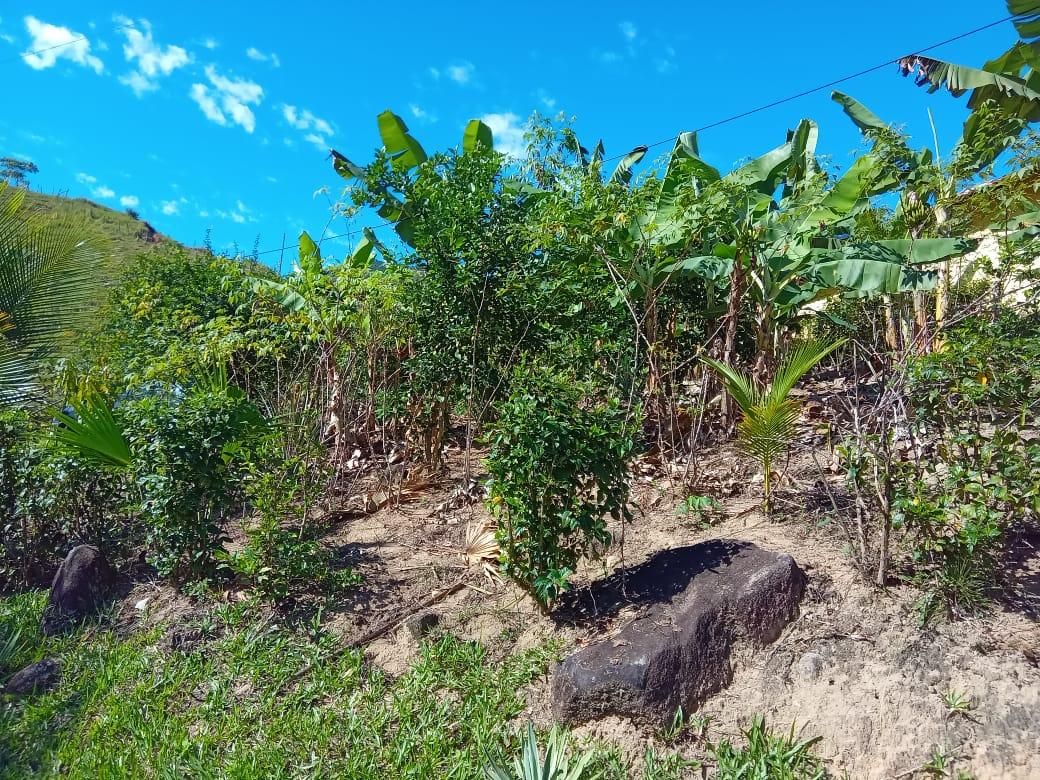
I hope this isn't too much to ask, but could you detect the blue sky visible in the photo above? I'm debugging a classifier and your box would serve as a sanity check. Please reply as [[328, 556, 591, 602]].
[[0, 1, 1019, 267]]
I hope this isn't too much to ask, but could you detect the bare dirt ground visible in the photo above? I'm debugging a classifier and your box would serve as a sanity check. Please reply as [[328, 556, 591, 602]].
[[115, 428, 1040, 778], [276, 434, 1040, 780]]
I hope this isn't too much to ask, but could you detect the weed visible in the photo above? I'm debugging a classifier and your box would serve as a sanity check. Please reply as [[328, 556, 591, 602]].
[[943, 690, 974, 718], [710, 716, 826, 779]]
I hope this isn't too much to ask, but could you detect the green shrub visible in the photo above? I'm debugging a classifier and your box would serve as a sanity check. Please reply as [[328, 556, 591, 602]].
[[484, 362, 637, 607], [122, 383, 267, 581], [227, 451, 358, 604], [0, 409, 132, 591], [900, 310, 1040, 620]]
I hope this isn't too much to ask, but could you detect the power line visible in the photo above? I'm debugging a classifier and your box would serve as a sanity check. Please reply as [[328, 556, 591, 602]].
[[257, 9, 1029, 259], [602, 10, 1032, 162], [4, 10, 1031, 258]]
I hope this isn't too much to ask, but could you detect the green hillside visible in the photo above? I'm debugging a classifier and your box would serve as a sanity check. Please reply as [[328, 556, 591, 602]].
[[19, 189, 189, 262]]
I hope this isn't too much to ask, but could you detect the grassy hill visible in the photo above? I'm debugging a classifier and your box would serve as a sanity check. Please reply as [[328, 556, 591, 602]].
[[20, 189, 189, 263]]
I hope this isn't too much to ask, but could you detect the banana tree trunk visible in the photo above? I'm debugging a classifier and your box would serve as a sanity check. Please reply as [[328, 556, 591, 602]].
[[882, 296, 901, 351], [720, 251, 746, 424], [320, 341, 346, 466]]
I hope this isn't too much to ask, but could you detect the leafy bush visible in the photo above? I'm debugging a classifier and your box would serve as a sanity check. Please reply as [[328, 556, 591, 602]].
[[228, 451, 358, 604], [120, 381, 268, 581], [0, 409, 132, 591], [484, 362, 637, 607], [899, 311, 1040, 619]]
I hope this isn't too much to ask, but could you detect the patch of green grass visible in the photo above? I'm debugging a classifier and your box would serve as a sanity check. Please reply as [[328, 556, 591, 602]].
[[711, 716, 827, 779], [0, 592, 559, 778]]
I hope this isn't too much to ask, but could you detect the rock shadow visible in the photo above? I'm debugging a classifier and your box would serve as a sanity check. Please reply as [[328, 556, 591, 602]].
[[552, 538, 746, 625]]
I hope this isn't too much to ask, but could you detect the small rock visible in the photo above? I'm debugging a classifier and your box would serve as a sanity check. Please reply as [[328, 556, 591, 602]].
[[795, 651, 825, 681], [41, 545, 115, 636], [2, 658, 61, 697], [405, 612, 440, 639], [162, 626, 205, 653]]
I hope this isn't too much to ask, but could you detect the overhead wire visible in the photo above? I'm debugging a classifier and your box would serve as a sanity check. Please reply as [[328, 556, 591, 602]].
[[3, 10, 1035, 259], [252, 8, 1032, 259]]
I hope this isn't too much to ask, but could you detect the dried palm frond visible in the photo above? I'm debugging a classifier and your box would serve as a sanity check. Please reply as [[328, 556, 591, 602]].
[[464, 522, 503, 584]]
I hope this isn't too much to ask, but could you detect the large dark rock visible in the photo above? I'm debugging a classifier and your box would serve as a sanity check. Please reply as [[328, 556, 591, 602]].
[[41, 545, 114, 636], [551, 539, 806, 725], [2, 658, 61, 696]]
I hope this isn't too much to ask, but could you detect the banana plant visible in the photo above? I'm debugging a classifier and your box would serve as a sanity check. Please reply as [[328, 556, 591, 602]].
[[246, 231, 358, 456], [669, 119, 970, 377], [895, 0, 1040, 170], [702, 339, 845, 513], [330, 111, 496, 255]]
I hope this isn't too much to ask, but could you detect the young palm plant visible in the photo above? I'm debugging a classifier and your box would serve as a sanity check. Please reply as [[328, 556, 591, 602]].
[[703, 339, 844, 513]]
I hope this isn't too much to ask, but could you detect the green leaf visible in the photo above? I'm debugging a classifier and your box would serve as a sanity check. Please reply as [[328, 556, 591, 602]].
[[608, 146, 648, 186], [810, 247, 939, 296], [1008, 0, 1040, 43], [898, 53, 1040, 104], [462, 119, 494, 154], [377, 110, 428, 169], [331, 150, 365, 181], [725, 134, 799, 195], [54, 394, 132, 468], [831, 91, 888, 132], [872, 237, 976, 265], [298, 231, 322, 275]]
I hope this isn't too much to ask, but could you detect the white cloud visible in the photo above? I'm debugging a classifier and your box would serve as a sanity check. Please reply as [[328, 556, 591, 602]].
[[216, 199, 254, 224], [619, 21, 638, 41], [536, 89, 556, 111], [447, 62, 474, 85], [655, 46, 677, 74], [92, 185, 115, 199], [1, 33, 15, 46], [281, 104, 333, 149], [22, 16, 103, 74], [189, 66, 263, 133], [115, 16, 190, 96], [428, 66, 440, 79], [480, 112, 526, 158], [160, 200, 180, 215], [409, 103, 438, 123], [245, 46, 280, 67], [75, 172, 97, 185], [201, 37, 218, 50], [120, 195, 139, 208]]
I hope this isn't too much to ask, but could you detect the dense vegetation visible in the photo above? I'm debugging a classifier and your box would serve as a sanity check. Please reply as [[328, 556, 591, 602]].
[[3, 4, 1040, 776]]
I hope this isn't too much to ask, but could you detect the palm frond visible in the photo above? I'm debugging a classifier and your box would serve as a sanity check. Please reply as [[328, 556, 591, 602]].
[[701, 356, 761, 413], [768, 339, 845, 405], [738, 398, 801, 464], [0, 188, 111, 406], [54, 393, 131, 468], [465, 522, 504, 584]]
